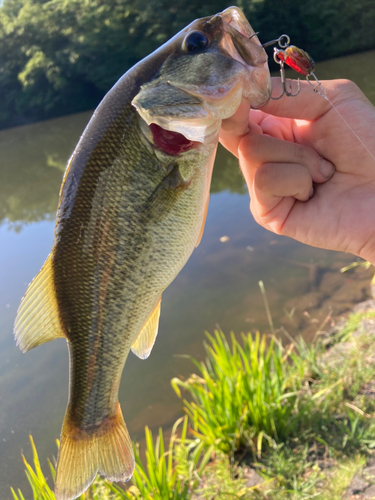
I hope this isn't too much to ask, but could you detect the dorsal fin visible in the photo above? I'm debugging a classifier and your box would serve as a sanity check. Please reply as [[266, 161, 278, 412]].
[[196, 195, 210, 247], [131, 298, 161, 359], [14, 254, 66, 353]]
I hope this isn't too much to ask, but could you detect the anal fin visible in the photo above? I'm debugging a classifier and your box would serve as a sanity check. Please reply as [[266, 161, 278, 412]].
[[131, 297, 161, 359], [14, 253, 65, 353]]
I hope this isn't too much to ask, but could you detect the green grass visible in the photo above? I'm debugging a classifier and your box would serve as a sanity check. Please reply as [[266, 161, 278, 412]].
[[109, 417, 212, 500], [171, 331, 308, 457], [11, 436, 88, 500], [171, 323, 375, 498], [335, 310, 375, 341], [316, 456, 366, 500], [12, 418, 210, 500]]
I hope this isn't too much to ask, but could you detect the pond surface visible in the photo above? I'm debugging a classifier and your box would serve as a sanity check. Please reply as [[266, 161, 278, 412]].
[[1, 50, 375, 498]]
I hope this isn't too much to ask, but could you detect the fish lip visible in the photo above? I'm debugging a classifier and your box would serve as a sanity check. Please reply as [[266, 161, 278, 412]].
[[216, 7, 271, 108], [219, 6, 256, 39], [216, 8, 268, 70]]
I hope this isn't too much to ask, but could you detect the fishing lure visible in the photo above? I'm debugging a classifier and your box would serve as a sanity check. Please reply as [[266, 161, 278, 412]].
[[262, 34, 375, 163], [262, 34, 324, 99]]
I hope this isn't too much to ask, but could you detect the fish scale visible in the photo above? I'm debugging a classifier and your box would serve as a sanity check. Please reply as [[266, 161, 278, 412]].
[[55, 103, 210, 424]]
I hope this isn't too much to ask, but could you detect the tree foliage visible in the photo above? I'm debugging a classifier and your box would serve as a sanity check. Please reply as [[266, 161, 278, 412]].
[[0, 0, 374, 129]]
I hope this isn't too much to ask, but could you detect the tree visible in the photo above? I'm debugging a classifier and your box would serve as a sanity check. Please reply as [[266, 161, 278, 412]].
[[0, 0, 374, 129]]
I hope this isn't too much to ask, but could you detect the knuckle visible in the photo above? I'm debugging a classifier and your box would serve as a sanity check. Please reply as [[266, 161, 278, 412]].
[[243, 133, 260, 152], [337, 79, 360, 95], [254, 163, 275, 190], [292, 143, 306, 164], [250, 200, 266, 227], [295, 174, 312, 200], [331, 79, 364, 105], [293, 143, 319, 170], [299, 185, 312, 201]]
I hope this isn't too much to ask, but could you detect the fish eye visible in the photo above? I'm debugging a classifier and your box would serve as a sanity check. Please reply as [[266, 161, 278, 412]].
[[183, 31, 209, 52]]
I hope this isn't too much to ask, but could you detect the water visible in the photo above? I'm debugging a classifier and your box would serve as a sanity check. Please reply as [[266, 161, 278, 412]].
[[1, 50, 375, 498]]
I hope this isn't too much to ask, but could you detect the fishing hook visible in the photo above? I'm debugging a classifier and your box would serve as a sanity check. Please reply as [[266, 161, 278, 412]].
[[270, 49, 301, 100], [262, 34, 300, 99]]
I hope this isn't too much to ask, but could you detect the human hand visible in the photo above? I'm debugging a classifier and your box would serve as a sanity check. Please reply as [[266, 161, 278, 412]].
[[219, 78, 375, 265]]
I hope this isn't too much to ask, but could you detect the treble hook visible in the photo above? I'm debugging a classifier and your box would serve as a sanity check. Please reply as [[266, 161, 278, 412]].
[[263, 34, 321, 100], [271, 49, 301, 100]]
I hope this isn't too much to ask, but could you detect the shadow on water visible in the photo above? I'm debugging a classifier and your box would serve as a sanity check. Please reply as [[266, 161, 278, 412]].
[[0, 51, 374, 498]]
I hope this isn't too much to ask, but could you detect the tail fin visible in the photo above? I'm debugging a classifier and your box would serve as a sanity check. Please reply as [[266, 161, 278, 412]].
[[55, 403, 134, 500]]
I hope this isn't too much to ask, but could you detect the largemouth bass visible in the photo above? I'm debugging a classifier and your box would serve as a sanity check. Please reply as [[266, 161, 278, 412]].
[[14, 6, 271, 500]]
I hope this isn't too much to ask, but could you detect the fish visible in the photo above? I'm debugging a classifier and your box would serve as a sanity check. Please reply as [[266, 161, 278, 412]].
[[13, 6, 271, 500]]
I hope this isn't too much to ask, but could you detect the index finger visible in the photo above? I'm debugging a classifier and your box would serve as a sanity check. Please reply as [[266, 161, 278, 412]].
[[257, 78, 357, 120]]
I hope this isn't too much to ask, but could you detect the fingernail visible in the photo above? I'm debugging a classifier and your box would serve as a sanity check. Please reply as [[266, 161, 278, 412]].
[[309, 187, 314, 199], [319, 158, 335, 179]]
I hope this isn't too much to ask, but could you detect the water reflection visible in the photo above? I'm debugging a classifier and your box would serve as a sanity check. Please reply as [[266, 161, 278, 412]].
[[0, 113, 88, 230], [0, 115, 245, 232], [0, 51, 374, 498]]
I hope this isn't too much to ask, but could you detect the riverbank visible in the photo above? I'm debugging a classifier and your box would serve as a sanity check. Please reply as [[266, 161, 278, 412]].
[[12, 292, 375, 500]]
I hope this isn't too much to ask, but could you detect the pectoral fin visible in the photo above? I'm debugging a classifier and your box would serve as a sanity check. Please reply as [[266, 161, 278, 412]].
[[196, 195, 210, 247], [131, 298, 161, 359], [14, 254, 65, 353], [142, 164, 190, 223]]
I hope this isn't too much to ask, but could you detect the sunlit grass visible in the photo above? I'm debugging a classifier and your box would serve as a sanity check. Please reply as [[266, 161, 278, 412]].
[[172, 330, 305, 457], [317, 456, 366, 500], [109, 417, 212, 499], [10, 436, 87, 500], [11, 417, 210, 500], [172, 325, 375, 472]]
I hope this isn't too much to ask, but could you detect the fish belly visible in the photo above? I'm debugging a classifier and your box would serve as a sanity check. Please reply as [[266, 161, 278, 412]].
[[54, 107, 214, 428]]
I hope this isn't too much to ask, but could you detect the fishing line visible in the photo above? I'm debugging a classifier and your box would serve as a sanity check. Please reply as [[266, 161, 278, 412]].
[[313, 86, 375, 163]]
